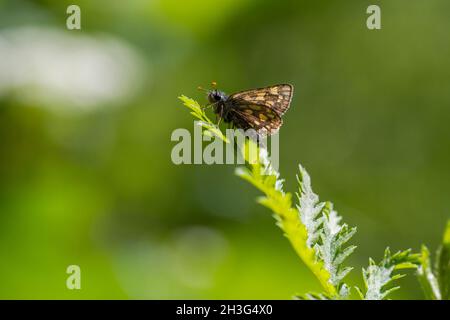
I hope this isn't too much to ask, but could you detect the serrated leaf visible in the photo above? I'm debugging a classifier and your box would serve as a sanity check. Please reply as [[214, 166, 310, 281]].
[[354, 286, 365, 299], [436, 220, 450, 299], [296, 167, 356, 297], [417, 245, 441, 300], [361, 248, 419, 300]]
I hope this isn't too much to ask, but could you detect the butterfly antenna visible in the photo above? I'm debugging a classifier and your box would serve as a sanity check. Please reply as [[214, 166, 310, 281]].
[[197, 86, 208, 92]]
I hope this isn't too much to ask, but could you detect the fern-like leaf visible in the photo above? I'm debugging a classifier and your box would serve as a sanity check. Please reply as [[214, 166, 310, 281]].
[[297, 166, 356, 298], [235, 140, 337, 296], [417, 220, 450, 300], [417, 245, 441, 300], [358, 248, 420, 300], [296, 165, 325, 247], [179, 95, 229, 143]]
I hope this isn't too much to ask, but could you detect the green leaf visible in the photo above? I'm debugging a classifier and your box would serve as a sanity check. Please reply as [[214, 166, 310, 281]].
[[297, 166, 356, 298], [417, 245, 441, 300], [296, 165, 325, 248], [416, 220, 450, 300], [360, 248, 420, 300], [234, 142, 338, 297], [436, 220, 450, 299], [178, 95, 229, 143]]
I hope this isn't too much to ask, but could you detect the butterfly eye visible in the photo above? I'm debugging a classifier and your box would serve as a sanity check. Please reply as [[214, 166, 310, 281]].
[[207, 92, 219, 103]]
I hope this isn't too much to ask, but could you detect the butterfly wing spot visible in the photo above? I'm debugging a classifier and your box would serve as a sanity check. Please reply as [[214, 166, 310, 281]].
[[229, 84, 293, 116], [255, 94, 266, 101], [227, 102, 283, 136], [269, 87, 279, 95]]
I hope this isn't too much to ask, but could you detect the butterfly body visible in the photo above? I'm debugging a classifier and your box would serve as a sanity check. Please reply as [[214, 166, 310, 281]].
[[207, 89, 231, 121], [207, 84, 294, 136]]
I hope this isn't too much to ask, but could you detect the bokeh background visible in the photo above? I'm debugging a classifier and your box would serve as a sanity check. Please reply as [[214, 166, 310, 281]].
[[0, 0, 449, 299]]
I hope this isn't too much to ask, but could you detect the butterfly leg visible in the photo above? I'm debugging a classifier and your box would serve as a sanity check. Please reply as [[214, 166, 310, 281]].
[[216, 105, 224, 126]]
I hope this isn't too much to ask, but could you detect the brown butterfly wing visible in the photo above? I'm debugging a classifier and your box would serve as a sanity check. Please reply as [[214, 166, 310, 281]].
[[229, 84, 293, 116], [228, 102, 283, 136]]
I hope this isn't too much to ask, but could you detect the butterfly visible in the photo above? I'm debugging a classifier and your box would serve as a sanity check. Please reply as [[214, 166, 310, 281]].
[[201, 83, 294, 136]]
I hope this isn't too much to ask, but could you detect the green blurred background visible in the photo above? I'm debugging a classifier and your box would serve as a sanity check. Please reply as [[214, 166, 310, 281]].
[[0, 0, 449, 299]]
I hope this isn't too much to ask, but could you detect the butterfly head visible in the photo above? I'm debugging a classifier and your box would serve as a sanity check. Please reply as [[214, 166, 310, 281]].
[[207, 89, 227, 104]]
